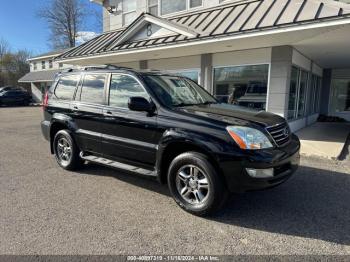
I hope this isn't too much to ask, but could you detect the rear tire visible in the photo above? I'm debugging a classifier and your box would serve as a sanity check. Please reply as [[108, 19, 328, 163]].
[[167, 152, 229, 216], [53, 130, 83, 171]]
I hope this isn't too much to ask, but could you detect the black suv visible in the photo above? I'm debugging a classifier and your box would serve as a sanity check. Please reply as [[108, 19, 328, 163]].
[[41, 65, 300, 216]]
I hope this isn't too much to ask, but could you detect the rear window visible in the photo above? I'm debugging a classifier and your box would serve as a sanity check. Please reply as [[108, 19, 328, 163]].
[[80, 74, 106, 104], [54, 75, 80, 100]]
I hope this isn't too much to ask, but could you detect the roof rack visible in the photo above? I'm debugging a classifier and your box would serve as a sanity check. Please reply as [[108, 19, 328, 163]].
[[60, 64, 134, 73]]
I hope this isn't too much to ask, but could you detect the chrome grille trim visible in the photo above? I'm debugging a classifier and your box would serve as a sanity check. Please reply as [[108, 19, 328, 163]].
[[266, 122, 291, 147]]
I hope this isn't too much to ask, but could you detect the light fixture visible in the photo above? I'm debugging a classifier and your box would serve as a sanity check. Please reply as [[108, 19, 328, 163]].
[[107, 6, 117, 14]]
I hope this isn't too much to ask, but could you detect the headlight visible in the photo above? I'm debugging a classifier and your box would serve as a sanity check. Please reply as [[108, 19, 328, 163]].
[[226, 126, 273, 150]]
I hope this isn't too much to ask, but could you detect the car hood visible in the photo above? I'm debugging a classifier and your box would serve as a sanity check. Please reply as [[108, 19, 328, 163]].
[[177, 103, 285, 127]]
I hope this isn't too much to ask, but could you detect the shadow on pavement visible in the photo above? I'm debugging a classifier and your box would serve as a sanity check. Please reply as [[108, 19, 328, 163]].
[[76, 163, 350, 245]]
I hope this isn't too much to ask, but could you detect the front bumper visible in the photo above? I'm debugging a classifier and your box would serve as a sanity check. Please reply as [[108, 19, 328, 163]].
[[219, 134, 300, 193]]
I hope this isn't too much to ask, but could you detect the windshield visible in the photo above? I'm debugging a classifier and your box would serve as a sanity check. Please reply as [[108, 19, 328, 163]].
[[143, 75, 217, 107]]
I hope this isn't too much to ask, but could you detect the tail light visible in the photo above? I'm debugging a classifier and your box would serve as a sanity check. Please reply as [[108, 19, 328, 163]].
[[43, 91, 49, 109]]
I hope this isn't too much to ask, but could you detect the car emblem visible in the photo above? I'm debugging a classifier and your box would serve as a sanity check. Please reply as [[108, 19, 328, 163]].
[[283, 127, 289, 136]]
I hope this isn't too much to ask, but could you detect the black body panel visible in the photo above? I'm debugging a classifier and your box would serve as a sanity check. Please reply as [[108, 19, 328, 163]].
[[42, 68, 300, 193]]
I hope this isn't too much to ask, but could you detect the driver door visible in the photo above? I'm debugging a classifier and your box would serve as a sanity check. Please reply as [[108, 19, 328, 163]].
[[101, 73, 161, 169]]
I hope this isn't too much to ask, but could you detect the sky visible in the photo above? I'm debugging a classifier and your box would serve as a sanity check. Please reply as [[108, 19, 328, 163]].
[[0, 0, 102, 56]]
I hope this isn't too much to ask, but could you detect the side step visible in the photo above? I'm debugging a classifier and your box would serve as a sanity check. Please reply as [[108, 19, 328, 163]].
[[80, 152, 157, 177]]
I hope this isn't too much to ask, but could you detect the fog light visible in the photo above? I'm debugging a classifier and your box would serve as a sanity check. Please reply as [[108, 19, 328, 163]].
[[246, 168, 274, 178]]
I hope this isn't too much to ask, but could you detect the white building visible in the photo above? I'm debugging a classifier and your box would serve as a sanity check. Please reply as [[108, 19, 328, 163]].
[[18, 50, 72, 102], [51, 0, 350, 131]]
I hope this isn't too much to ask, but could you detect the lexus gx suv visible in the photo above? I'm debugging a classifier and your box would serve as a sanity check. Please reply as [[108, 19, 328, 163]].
[[41, 65, 300, 216]]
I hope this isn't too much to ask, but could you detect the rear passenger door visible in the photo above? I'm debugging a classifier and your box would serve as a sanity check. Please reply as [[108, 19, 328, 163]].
[[71, 73, 107, 155], [101, 73, 159, 169]]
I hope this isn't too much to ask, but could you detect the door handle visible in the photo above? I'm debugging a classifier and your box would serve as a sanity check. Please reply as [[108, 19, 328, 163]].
[[104, 111, 113, 116], [72, 105, 79, 110]]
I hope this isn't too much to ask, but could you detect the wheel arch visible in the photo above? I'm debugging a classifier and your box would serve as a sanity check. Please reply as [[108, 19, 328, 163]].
[[49, 115, 77, 154], [156, 137, 222, 185]]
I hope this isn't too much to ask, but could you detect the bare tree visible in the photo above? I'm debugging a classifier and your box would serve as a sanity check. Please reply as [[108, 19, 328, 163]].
[[0, 38, 10, 60], [38, 0, 86, 49]]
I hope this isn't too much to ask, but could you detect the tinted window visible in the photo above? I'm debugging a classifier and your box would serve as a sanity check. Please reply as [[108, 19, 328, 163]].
[[54, 75, 80, 100], [109, 74, 149, 108], [80, 74, 106, 104]]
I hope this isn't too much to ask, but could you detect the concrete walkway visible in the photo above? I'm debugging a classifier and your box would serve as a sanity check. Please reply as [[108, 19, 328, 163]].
[[296, 122, 350, 160]]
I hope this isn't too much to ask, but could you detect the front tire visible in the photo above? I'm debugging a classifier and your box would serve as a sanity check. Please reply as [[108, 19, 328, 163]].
[[167, 152, 228, 216], [53, 130, 83, 171]]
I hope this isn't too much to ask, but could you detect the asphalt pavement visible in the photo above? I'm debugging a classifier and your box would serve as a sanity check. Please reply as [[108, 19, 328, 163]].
[[0, 107, 349, 255]]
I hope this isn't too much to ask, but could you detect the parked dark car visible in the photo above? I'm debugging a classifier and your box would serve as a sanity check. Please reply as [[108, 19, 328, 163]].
[[0, 86, 21, 93], [0, 89, 31, 106], [41, 65, 300, 216]]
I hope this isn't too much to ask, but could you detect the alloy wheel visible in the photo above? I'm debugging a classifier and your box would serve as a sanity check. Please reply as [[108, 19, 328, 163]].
[[175, 165, 210, 205]]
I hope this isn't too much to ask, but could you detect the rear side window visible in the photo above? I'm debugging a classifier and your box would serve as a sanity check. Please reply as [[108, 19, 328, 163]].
[[109, 74, 149, 108], [54, 75, 80, 100], [80, 74, 106, 104]]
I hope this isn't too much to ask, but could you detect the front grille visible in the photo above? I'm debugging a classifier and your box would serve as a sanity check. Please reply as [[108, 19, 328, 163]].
[[266, 122, 291, 147]]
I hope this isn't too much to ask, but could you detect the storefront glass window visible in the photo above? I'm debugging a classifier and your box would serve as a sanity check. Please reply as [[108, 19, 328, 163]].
[[331, 78, 350, 112], [309, 74, 322, 115], [297, 70, 308, 118], [288, 66, 299, 120], [288, 67, 310, 120], [213, 64, 269, 111]]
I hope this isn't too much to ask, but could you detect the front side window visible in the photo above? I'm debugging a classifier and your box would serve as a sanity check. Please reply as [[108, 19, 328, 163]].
[[213, 64, 269, 111], [122, 0, 137, 25], [80, 74, 106, 104], [54, 75, 80, 101], [109, 74, 149, 108], [143, 75, 216, 107]]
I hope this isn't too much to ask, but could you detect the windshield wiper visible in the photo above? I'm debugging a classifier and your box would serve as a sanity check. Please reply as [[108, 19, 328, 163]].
[[173, 103, 197, 107], [173, 101, 217, 107]]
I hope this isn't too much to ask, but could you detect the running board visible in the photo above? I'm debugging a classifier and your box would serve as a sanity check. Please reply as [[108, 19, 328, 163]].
[[80, 152, 157, 177]]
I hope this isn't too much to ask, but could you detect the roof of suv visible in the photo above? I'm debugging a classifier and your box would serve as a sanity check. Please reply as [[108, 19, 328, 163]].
[[58, 65, 190, 77]]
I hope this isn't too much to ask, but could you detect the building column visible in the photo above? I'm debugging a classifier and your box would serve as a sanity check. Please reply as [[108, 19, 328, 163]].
[[30, 82, 44, 103], [200, 53, 212, 92], [320, 69, 332, 115], [267, 46, 293, 118], [139, 60, 148, 70]]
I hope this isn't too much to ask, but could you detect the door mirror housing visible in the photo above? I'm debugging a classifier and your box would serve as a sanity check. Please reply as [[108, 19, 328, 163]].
[[128, 97, 155, 113]]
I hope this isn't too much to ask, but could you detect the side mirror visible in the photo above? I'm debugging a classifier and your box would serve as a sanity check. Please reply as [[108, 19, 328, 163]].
[[128, 97, 155, 113]]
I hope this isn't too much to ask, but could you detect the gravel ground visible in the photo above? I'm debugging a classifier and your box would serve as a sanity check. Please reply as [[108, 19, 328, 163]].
[[0, 107, 349, 255]]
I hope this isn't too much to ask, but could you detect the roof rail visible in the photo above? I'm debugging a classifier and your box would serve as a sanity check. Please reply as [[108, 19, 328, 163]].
[[60, 64, 134, 73]]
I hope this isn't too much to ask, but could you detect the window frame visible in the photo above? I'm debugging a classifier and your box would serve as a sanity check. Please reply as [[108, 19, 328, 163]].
[[122, 0, 137, 26], [42, 61, 46, 70], [287, 65, 312, 121], [147, 0, 159, 16], [77, 73, 109, 105], [106, 73, 151, 111], [53, 74, 81, 101]]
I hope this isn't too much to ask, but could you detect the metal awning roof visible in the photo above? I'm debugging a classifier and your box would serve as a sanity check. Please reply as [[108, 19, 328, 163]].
[[57, 0, 350, 62], [18, 69, 60, 83]]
